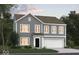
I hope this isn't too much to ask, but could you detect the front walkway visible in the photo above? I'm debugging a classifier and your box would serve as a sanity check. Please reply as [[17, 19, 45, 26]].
[[53, 48, 79, 53]]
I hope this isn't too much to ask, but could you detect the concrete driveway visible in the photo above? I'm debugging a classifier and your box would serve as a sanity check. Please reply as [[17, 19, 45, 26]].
[[53, 48, 79, 53]]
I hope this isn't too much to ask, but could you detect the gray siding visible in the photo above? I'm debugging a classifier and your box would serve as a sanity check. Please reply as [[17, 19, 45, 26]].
[[15, 14, 66, 47], [16, 15, 43, 46]]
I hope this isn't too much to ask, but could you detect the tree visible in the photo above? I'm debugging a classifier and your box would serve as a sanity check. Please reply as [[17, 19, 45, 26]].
[[0, 13, 19, 49], [0, 4, 13, 50], [61, 11, 79, 47], [9, 32, 19, 47], [0, 4, 13, 18]]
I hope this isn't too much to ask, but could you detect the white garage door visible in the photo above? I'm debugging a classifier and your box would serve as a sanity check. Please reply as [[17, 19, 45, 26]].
[[44, 38, 64, 48]]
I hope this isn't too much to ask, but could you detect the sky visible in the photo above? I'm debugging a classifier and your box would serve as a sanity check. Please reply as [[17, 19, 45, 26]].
[[11, 4, 79, 18]]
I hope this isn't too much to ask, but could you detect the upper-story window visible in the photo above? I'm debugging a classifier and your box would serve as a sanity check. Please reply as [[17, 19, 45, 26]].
[[44, 25, 49, 34], [20, 24, 30, 33], [51, 26, 57, 34], [58, 26, 64, 34], [35, 24, 40, 33]]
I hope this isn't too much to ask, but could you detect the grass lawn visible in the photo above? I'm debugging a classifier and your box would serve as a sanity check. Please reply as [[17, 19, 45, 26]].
[[9, 48, 58, 53], [0, 46, 58, 54], [71, 46, 79, 49]]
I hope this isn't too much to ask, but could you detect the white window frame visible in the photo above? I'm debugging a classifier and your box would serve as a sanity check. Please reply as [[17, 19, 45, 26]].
[[20, 37, 30, 46], [20, 24, 30, 33], [51, 26, 57, 34], [58, 26, 64, 34], [44, 25, 49, 34], [35, 24, 40, 33]]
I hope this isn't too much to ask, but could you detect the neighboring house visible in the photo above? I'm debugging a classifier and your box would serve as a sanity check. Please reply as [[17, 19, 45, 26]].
[[13, 13, 66, 49]]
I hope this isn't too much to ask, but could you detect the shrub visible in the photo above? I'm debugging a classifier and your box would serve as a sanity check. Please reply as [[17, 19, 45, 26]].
[[24, 45, 32, 49], [11, 46, 21, 49], [72, 46, 79, 49], [42, 47, 47, 49]]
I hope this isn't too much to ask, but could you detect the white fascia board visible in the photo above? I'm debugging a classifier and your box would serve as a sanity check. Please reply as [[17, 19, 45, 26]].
[[43, 23, 66, 25], [14, 13, 44, 24], [31, 14, 44, 24], [15, 22, 17, 33], [14, 13, 29, 22], [43, 35, 66, 37], [14, 13, 66, 25], [65, 24, 67, 36]]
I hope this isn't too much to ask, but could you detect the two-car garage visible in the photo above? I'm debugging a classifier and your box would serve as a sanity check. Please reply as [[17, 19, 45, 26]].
[[42, 37, 65, 49]]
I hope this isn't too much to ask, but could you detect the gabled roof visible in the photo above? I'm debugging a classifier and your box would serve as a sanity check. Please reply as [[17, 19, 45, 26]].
[[14, 13, 64, 24]]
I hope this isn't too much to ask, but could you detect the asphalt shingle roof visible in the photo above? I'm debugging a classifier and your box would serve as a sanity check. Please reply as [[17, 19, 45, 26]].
[[35, 15, 64, 24], [14, 14, 24, 20], [15, 14, 64, 24]]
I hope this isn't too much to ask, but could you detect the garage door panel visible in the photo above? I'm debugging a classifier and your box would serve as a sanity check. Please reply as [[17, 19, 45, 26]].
[[44, 38, 64, 48]]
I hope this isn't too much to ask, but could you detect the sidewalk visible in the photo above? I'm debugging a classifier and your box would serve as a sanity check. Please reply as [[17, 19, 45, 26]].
[[53, 48, 79, 53]]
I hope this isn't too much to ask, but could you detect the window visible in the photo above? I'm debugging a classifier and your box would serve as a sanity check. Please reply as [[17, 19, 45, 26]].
[[44, 25, 49, 33], [58, 26, 64, 34], [28, 17, 31, 21], [51, 26, 57, 34], [20, 24, 30, 33], [35, 24, 40, 33], [20, 37, 30, 46]]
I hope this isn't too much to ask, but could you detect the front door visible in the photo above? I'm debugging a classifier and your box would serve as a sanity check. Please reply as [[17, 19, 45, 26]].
[[35, 38, 39, 47]]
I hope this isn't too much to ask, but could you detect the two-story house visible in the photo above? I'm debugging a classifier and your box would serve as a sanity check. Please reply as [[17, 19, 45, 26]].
[[13, 13, 66, 49]]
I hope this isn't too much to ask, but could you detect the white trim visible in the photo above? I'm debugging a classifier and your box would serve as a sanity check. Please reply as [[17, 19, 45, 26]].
[[15, 13, 44, 23], [34, 37, 40, 48], [65, 24, 67, 36], [31, 14, 44, 23], [44, 35, 66, 37], [15, 13, 28, 22], [42, 37, 45, 48], [20, 24, 30, 33], [65, 25, 66, 47], [16, 22, 17, 33], [43, 23, 66, 25], [65, 37, 66, 47], [14, 13, 66, 25]]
